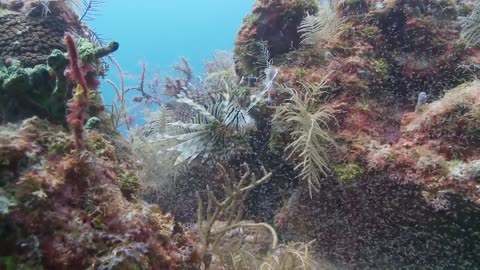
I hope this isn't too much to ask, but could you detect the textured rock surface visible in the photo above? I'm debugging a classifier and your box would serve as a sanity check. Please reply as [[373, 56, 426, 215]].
[[250, 0, 480, 268], [0, 117, 200, 269], [281, 175, 480, 269], [0, 38, 118, 124], [234, 0, 318, 75], [0, 13, 67, 67]]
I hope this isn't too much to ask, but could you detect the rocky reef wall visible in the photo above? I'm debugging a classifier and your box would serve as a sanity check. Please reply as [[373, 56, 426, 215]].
[[233, 0, 480, 268]]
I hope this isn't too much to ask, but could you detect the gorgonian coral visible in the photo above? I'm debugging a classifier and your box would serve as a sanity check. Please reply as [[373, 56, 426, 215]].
[[64, 33, 90, 150]]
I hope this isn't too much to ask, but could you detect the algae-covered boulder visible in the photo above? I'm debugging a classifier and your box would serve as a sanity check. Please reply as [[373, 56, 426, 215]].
[[229, 0, 480, 268], [402, 81, 480, 147], [267, 0, 480, 98], [0, 117, 200, 269], [274, 77, 480, 270], [0, 39, 118, 124], [234, 0, 318, 76], [0, 0, 119, 124]]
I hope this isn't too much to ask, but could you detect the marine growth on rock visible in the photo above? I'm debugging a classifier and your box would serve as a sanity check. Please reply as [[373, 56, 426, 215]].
[[1, 0, 480, 269]]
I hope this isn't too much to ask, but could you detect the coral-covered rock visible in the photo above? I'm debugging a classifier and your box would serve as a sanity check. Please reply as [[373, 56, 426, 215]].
[[336, 0, 369, 16], [237, 1, 480, 268], [0, 39, 117, 124], [265, 0, 480, 99], [275, 79, 480, 270], [279, 174, 480, 269], [0, 13, 67, 67], [396, 82, 480, 200], [0, 117, 200, 269], [234, 0, 318, 75], [402, 82, 480, 147]]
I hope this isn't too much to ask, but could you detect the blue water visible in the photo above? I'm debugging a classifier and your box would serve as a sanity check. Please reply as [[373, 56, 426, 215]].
[[90, 0, 254, 104]]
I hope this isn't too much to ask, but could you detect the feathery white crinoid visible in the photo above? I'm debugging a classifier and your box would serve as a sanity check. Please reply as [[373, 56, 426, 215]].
[[298, 1, 345, 48], [273, 73, 336, 196], [461, 3, 480, 47]]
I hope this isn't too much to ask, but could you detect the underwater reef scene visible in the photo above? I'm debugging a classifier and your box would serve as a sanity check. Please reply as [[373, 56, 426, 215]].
[[1, 0, 480, 269]]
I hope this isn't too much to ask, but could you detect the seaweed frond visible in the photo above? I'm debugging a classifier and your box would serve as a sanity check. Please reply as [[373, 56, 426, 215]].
[[273, 75, 336, 196], [36, 0, 53, 17], [86, 27, 107, 46], [205, 50, 236, 76], [298, 1, 345, 48], [59, 0, 83, 14], [33, 0, 104, 22]]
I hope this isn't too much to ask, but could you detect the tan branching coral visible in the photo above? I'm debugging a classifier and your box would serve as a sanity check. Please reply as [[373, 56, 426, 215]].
[[259, 241, 318, 270], [195, 163, 274, 266], [196, 163, 273, 250]]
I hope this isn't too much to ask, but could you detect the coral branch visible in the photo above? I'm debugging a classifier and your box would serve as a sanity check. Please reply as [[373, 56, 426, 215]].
[[64, 33, 90, 150], [65, 34, 89, 93], [195, 163, 272, 265]]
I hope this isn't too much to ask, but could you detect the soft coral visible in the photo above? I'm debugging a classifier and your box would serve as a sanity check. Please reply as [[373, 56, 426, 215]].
[[64, 33, 90, 151]]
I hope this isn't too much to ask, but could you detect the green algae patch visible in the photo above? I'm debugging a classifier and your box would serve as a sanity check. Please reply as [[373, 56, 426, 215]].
[[118, 172, 141, 199], [334, 163, 364, 182]]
